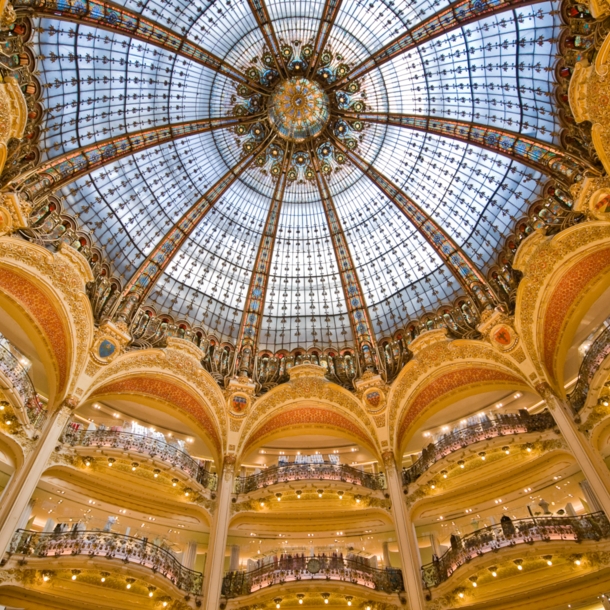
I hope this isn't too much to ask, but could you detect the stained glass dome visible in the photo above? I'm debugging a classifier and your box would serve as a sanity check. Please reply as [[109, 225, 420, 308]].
[[19, 0, 570, 363]]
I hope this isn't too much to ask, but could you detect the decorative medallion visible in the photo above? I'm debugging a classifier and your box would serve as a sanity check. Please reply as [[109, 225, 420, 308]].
[[229, 393, 250, 418], [490, 324, 518, 352], [268, 77, 330, 142], [364, 388, 386, 414], [306, 557, 321, 574]]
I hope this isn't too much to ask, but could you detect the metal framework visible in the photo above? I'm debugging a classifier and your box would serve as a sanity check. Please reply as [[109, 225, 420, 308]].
[[246, 0, 288, 78], [310, 144, 379, 369], [113, 134, 276, 321], [307, 0, 344, 77], [342, 112, 596, 185], [332, 137, 499, 309], [235, 145, 293, 373], [14, 0, 268, 93], [329, 0, 543, 91], [11, 116, 262, 202]]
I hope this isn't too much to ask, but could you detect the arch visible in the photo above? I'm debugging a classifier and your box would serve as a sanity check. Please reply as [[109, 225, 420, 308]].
[[86, 372, 222, 466], [0, 429, 25, 470], [514, 222, 610, 391], [237, 371, 379, 458], [239, 404, 378, 459], [0, 238, 94, 405]]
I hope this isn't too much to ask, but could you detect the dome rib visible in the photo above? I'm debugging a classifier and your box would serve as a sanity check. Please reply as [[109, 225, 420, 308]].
[[10, 116, 260, 204], [13, 0, 269, 93], [235, 144, 294, 376], [246, 0, 289, 79], [307, 0, 344, 78], [328, 0, 544, 92], [112, 134, 276, 323], [310, 141, 379, 370], [341, 112, 596, 186], [333, 136, 500, 313]]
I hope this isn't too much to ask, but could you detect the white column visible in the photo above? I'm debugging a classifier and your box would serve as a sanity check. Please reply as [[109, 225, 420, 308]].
[[383, 451, 425, 610], [538, 383, 610, 516], [0, 398, 76, 557], [183, 540, 198, 570], [382, 540, 392, 567], [15, 499, 35, 532], [229, 544, 240, 571], [203, 455, 235, 610]]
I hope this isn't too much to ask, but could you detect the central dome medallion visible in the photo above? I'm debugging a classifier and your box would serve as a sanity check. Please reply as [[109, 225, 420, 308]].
[[268, 77, 330, 142]]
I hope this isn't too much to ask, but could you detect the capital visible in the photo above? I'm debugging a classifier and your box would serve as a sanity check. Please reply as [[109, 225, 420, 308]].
[[381, 450, 396, 470], [62, 395, 80, 411], [535, 382, 554, 401]]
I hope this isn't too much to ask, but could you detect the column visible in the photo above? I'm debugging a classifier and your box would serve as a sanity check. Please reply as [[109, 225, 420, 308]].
[[183, 540, 198, 570], [382, 540, 392, 568], [203, 455, 235, 610], [538, 383, 610, 516], [229, 544, 240, 571], [0, 396, 77, 556], [383, 451, 425, 610]]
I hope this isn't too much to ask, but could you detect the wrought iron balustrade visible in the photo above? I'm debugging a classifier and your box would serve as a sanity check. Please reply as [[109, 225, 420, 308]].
[[234, 462, 386, 494], [0, 339, 46, 429], [222, 554, 403, 598], [421, 512, 610, 588], [62, 428, 217, 491], [569, 320, 610, 412], [8, 529, 203, 595], [402, 410, 556, 487]]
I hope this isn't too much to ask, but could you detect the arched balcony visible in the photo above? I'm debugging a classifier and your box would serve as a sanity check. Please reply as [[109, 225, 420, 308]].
[[402, 410, 556, 487], [234, 462, 386, 494], [221, 554, 403, 598], [61, 427, 217, 492], [420, 512, 610, 588], [7, 529, 203, 596], [0, 335, 46, 430]]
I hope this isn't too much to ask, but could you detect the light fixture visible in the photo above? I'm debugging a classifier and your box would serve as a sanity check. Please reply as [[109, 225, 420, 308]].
[[296, 490, 302, 499], [525, 444, 533, 453], [126, 578, 135, 589], [184, 487, 192, 497], [514, 559, 523, 571], [365, 604, 372, 610], [488, 566, 497, 577], [458, 592, 464, 598], [153, 469, 160, 478], [479, 451, 486, 461], [338, 491, 344, 499], [502, 446, 510, 455], [260, 501, 265, 507], [441, 470, 448, 479], [42, 571, 52, 582], [172, 478, 179, 487], [574, 555, 582, 566], [458, 460, 465, 469], [430, 481, 436, 489], [322, 593, 330, 604], [543, 555, 553, 566], [100, 572, 109, 583], [317, 489, 323, 498], [84, 457, 93, 467], [148, 585, 157, 597], [71, 569, 80, 580], [107, 458, 115, 467], [297, 594, 305, 604], [131, 462, 139, 471], [274, 598, 282, 609], [469, 576, 478, 587], [355, 495, 361, 503], [276, 492, 282, 501]]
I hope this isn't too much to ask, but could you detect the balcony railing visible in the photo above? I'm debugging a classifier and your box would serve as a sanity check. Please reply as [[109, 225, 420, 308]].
[[0, 340, 46, 429], [569, 320, 610, 412], [8, 529, 203, 595], [421, 512, 610, 588], [221, 555, 403, 598], [62, 428, 217, 491], [234, 462, 386, 494], [402, 410, 556, 487]]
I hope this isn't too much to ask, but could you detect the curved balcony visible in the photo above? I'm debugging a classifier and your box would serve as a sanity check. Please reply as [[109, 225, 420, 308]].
[[0, 339, 46, 429], [221, 555, 403, 598], [421, 512, 610, 588], [402, 411, 556, 487], [234, 463, 386, 494], [569, 319, 610, 411], [7, 529, 203, 595], [62, 428, 217, 491]]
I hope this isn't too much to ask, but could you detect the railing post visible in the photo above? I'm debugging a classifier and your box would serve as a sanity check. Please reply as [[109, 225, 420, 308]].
[[203, 454, 236, 609], [382, 450, 425, 610], [0, 395, 78, 558], [537, 383, 610, 518]]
